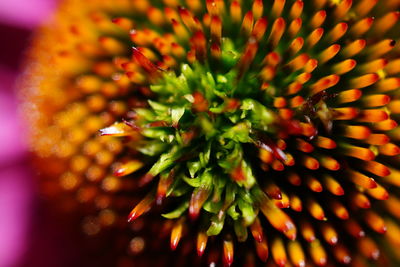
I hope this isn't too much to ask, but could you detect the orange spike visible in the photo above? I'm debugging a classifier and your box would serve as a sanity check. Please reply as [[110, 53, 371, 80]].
[[357, 109, 388, 123], [148, 7, 165, 26], [373, 119, 398, 131], [357, 58, 388, 73], [211, 43, 221, 59], [271, 0, 286, 18], [365, 134, 390, 145], [170, 219, 184, 250], [272, 238, 287, 267], [379, 143, 400, 156], [273, 97, 287, 108], [349, 73, 379, 88], [290, 1, 303, 19], [197, 231, 208, 256], [309, 240, 327, 266], [354, 0, 378, 17], [300, 122, 317, 138], [385, 196, 400, 218], [274, 191, 290, 208], [265, 183, 282, 200], [352, 192, 371, 209], [385, 219, 400, 247], [334, 0, 352, 19], [333, 244, 352, 264], [112, 17, 134, 31], [323, 175, 344, 196], [366, 184, 389, 200], [311, 74, 340, 93], [345, 219, 365, 238], [341, 39, 366, 57], [260, 200, 296, 239], [306, 28, 324, 48], [113, 160, 143, 177], [386, 168, 400, 187], [310, 10, 326, 28], [365, 212, 387, 234], [332, 107, 359, 120], [288, 241, 305, 267], [366, 39, 396, 58], [375, 77, 400, 92], [250, 218, 264, 242], [252, 17, 268, 41], [326, 22, 347, 43], [287, 53, 310, 71], [287, 18, 302, 37], [332, 59, 356, 75], [237, 39, 258, 76], [290, 194, 302, 212], [171, 19, 189, 40], [329, 200, 349, 219], [189, 186, 210, 220], [230, 1, 242, 24], [223, 238, 234, 266], [320, 156, 340, 171], [263, 51, 281, 66], [304, 59, 318, 73], [186, 0, 202, 12], [371, 11, 400, 35], [315, 136, 336, 149], [389, 100, 400, 113], [288, 37, 304, 55], [343, 125, 371, 140], [210, 16, 222, 45], [385, 58, 400, 75], [255, 239, 269, 262], [290, 95, 305, 108], [348, 170, 377, 189], [128, 192, 155, 222], [361, 161, 391, 177], [287, 82, 302, 95], [350, 17, 374, 36], [337, 89, 361, 103], [269, 17, 286, 48], [362, 94, 391, 107], [319, 44, 340, 63], [308, 199, 326, 220], [321, 223, 338, 245], [241, 11, 254, 36], [191, 31, 207, 62], [300, 221, 315, 243], [178, 7, 197, 31], [252, 0, 264, 20], [302, 156, 319, 170], [296, 138, 314, 153], [306, 176, 323, 192]]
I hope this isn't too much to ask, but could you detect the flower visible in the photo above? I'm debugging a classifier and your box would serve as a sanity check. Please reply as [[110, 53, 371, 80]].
[[22, 0, 400, 266]]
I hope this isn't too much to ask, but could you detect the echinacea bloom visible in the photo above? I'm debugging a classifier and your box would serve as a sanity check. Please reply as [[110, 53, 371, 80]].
[[22, 0, 400, 266]]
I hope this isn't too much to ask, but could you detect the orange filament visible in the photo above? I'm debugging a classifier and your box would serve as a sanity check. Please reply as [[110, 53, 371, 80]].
[[348, 170, 377, 189], [332, 59, 356, 75], [288, 18, 302, 37], [341, 39, 366, 57], [306, 28, 324, 48], [344, 145, 375, 161], [323, 175, 344, 196], [269, 17, 286, 48], [350, 17, 374, 36], [310, 10, 326, 28]]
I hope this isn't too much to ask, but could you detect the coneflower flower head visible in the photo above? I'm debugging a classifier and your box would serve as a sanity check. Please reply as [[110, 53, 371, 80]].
[[22, 0, 400, 266]]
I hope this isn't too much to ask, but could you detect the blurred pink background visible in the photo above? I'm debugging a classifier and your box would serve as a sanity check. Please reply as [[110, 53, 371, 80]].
[[0, 1, 56, 266]]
